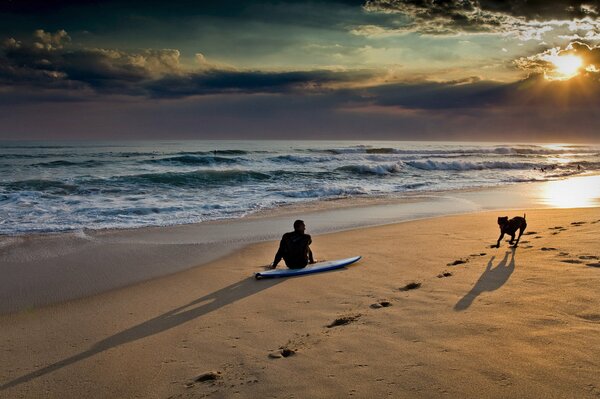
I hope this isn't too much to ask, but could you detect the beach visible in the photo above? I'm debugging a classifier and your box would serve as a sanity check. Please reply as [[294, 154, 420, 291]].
[[1, 202, 599, 398], [3, 2, 600, 397]]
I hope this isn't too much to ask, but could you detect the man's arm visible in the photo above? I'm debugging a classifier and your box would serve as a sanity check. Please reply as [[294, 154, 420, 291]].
[[272, 235, 286, 268], [307, 235, 315, 264]]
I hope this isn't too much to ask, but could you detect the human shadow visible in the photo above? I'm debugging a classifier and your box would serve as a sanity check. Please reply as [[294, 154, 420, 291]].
[[454, 248, 516, 311], [1, 276, 283, 391]]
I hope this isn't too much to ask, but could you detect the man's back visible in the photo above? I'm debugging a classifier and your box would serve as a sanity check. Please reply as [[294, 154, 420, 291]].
[[276, 231, 312, 269]]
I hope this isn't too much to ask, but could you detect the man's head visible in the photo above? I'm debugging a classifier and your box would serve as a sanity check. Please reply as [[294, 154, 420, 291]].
[[293, 219, 306, 232]]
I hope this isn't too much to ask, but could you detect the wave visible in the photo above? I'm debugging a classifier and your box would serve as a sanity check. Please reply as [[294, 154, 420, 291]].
[[32, 160, 105, 168], [177, 150, 250, 156], [145, 155, 243, 166], [397, 182, 432, 190], [3, 179, 79, 194], [405, 160, 540, 171], [336, 162, 403, 175], [278, 186, 368, 198], [112, 169, 272, 187], [309, 145, 599, 156], [268, 155, 334, 164], [566, 160, 600, 169], [365, 148, 396, 154]]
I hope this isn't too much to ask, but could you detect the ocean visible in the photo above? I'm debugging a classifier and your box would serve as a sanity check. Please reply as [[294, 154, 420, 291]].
[[0, 140, 598, 235]]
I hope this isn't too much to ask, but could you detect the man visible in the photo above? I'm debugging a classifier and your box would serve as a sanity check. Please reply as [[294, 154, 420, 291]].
[[270, 220, 315, 269]]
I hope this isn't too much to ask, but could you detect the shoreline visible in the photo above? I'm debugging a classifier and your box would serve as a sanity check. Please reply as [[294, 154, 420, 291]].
[[1, 174, 600, 314], [1, 207, 599, 398], [2, 171, 599, 240]]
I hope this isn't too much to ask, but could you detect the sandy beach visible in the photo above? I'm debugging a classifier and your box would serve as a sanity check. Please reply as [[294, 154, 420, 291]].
[[3, 1, 600, 396], [1, 205, 599, 398]]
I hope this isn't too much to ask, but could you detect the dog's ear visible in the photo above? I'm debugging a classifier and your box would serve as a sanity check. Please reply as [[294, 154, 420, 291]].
[[497, 216, 508, 224]]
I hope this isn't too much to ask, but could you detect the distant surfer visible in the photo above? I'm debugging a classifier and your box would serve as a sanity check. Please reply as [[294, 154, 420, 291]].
[[270, 220, 315, 269]]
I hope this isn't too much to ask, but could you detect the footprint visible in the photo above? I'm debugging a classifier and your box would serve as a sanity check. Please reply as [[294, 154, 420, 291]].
[[561, 259, 583, 264], [194, 371, 222, 383], [447, 259, 469, 266], [399, 282, 422, 291], [541, 247, 557, 251], [587, 263, 600, 268], [281, 348, 295, 357], [437, 272, 453, 278], [327, 314, 361, 328], [524, 231, 538, 235], [269, 348, 296, 358], [469, 253, 487, 257], [370, 301, 392, 309], [579, 255, 599, 260], [558, 252, 569, 256], [522, 245, 533, 249], [519, 240, 530, 244], [549, 226, 564, 230], [577, 314, 600, 322], [571, 221, 586, 226], [534, 236, 542, 239]]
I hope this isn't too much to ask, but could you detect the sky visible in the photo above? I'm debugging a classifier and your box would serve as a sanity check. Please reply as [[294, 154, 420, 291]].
[[1, 0, 600, 142]]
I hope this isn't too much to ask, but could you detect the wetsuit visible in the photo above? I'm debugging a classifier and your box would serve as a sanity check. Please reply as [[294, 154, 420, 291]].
[[273, 230, 314, 269]]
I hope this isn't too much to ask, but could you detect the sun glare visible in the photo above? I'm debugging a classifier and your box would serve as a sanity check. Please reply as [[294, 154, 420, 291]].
[[546, 55, 583, 80], [542, 176, 600, 208]]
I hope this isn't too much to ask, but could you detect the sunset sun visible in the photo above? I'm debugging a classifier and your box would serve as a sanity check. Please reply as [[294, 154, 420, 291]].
[[548, 54, 583, 80]]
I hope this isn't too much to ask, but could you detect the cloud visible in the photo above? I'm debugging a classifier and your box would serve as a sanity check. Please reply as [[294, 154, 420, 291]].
[[3, 78, 599, 142], [0, 30, 183, 93], [0, 29, 375, 98], [146, 69, 374, 98], [515, 41, 600, 80], [357, 0, 600, 39]]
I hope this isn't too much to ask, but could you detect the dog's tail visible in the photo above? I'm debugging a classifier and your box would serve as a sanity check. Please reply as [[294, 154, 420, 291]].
[[523, 213, 526, 220]]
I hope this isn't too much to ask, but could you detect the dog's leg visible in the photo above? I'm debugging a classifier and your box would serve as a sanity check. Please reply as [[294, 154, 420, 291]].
[[509, 234, 515, 245], [495, 231, 505, 248], [513, 225, 526, 247]]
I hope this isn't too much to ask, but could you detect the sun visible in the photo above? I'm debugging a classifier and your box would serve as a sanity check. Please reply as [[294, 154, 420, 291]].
[[546, 54, 583, 80]]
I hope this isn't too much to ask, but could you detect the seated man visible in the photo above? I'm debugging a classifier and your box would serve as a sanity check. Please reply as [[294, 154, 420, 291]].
[[271, 220, 315, 269]]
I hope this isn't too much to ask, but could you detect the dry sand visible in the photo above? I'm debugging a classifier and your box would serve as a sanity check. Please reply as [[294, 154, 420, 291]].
[[1, 207, 600, 398]]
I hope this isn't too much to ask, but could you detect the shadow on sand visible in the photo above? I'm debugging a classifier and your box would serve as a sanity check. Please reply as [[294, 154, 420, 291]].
[[454, 248, 516, 311], [1, 276, 283, 391]]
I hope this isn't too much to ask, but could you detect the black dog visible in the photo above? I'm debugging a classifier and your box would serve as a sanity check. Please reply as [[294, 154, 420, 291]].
[[493, 214, 527, 248]]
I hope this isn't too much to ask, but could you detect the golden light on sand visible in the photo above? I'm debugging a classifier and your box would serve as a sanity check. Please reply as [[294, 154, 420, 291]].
[[542, 176, 600, 208], [546, 54, 583, 81]]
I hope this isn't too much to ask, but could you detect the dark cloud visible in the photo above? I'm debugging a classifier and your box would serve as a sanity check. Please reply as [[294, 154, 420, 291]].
[[360, 74, 600, 111], [360, 78, 510, 110], [0, 0, 365, 15], [1, 30, 374, 97], [2, 81, 599, 142], [146, 70, 374, 98], [0, 0, 368, 34], [361, 0, 600, 36], [478, 1, 599, 20]]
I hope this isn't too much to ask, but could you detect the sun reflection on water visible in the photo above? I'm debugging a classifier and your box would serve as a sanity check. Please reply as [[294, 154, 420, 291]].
[[542, 176, 600, 208]]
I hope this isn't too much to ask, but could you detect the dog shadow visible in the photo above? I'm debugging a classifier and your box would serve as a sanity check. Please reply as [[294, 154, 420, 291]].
[[1, 276, 283, 391], [454, 248, 516, 311]]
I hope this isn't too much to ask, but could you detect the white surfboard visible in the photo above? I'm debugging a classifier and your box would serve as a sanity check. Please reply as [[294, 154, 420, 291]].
[[254, 256, 361, 279]]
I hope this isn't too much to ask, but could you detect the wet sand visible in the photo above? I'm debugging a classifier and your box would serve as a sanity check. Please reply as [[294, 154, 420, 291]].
[[1, 207, 599, 398], [2, 174, 600, 314]]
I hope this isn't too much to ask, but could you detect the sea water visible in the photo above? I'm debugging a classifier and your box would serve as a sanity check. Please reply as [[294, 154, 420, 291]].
[[0, 140, 598, 235]]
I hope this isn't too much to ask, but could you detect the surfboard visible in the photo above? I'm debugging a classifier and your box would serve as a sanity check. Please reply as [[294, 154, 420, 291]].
[[254, 256, 361, 279]]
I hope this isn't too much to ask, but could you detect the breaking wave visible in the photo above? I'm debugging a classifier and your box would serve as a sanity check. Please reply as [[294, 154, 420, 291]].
[[336, 162, 404, 175]]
